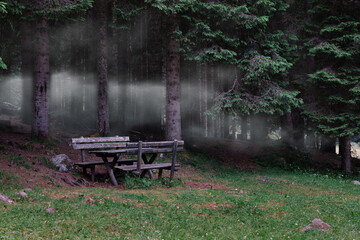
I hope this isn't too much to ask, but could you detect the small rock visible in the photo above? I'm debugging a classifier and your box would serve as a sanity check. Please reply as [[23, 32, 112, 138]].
[[261, 179, 270, 183], [0, 193, 14, 204], [16, 191, 28, 198], [353, 180, 360, 185], [87, 198, 96, 205], [23, 188, 32, 192], [300, 218, 331, 232], [50, 154, 74, 172], [46, 208, 56, 214]]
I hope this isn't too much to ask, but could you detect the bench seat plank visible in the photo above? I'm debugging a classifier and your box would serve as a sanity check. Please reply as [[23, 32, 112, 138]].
[[126, 141, 184, 148], [91, 147, 184, 156], [115, 163, 180, 171], [74, 159, 135, 166]]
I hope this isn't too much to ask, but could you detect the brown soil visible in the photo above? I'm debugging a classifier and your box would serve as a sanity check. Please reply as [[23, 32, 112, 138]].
[[0, 127, 231, 190], [1, 116, 356, 191]]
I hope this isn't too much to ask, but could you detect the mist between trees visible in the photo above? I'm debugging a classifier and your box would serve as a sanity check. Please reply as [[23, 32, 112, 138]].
[[0, 0, 359, 173]]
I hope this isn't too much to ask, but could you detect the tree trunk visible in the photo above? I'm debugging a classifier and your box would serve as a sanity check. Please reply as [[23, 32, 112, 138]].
[[165, 15, 181, 140], [320, 137, 335, 153], [97, 0, 110, 136], [223, 114, 230, 138], [203, 63, 208, 137], [240, 116, 248, 140], [20, 22, 34, 125], [291, 110, 305, 149], [32, 17, 49, 138], [281, 112, 294, 146], [339, 136, 351, 174]]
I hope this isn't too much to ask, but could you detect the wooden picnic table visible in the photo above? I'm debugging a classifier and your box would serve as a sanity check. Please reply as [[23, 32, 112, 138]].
[[89, 141, 183, 186]]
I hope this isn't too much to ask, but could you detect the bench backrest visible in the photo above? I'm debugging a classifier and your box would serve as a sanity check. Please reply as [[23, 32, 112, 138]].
[[126, 140, 184, 150], [72, 136, 130, 150], [134, 140, 184, 176]]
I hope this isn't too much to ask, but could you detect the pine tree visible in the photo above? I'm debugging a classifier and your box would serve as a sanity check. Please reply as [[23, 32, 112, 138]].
[[96, 0, 110, 136], [176, 1, 302, 128], [0, 1, 7, 70], [144, 0, 194, 140], [302, 0, 360, 173], [4, 0, 93, 138]]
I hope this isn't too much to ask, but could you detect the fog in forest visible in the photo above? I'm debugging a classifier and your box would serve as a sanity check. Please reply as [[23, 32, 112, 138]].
[[0, 70, 231, 138], [0, 12, 249, 140]]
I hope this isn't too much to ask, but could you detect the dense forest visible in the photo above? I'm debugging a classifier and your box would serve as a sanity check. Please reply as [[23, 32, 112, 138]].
[[0, 0, 359, 172]]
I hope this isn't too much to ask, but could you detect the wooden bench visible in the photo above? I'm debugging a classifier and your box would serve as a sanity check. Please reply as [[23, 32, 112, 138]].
[[71, 136, 135, 181], [115, 140, 184, 180]]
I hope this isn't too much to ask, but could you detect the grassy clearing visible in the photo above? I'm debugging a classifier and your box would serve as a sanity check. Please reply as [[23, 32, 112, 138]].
[[0, 152, 359, 239]]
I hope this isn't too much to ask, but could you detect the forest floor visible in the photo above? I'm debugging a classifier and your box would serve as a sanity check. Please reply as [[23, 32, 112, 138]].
[[0, 119, 360, 239]]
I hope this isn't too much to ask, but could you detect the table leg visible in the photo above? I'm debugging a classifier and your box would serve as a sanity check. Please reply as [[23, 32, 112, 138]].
[[158, 169, 163, 179], [140, 154, 157, 179], [102, 156, 119, 186]]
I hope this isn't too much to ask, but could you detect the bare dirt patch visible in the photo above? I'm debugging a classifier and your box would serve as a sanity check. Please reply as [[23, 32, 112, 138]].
[[0, 129, 106, 188]]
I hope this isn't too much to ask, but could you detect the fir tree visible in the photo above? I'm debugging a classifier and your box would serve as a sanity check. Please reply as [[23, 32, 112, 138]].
[[0, 1, 6, 69], [303, 0, 360, 172]]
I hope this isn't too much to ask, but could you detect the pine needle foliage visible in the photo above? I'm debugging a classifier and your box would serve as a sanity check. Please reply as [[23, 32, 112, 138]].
[[303, 0, 360, 138]]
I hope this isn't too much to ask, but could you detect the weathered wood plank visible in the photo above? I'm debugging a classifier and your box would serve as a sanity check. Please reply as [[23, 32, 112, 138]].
[[170, 140, 178, 180], [126, 140, 184, 148], [115, 163, 180, 171], [72, 136, 130, 144], [137, 141, 143, 173], [72, 142, 127, 150], [74, 159, 136, 166], [91, 147, 184, 155]]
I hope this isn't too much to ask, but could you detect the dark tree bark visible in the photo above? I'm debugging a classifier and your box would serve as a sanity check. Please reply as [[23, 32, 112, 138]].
[[32, 17, 49, 138], [20, 22, 34, 125], [165, 15, 181, 140], [203, 63, 208, 137], [291, 110, 305, 149], [97, 0, 110, 136], [339, 136, 352, 174], [281, 112, 294, 145], [240, 116, 248, 140], [320, 137, 335, 153]]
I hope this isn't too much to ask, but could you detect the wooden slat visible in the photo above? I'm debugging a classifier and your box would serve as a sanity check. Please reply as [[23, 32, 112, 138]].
[[126, 140, 184, 148], [74, 159, 136, 166], [91, 147, 184, 156], [115, 163, 180, 171], [72, 142, 127, 150], [72, 136, 130, 144], [170, 140, 178, 180]]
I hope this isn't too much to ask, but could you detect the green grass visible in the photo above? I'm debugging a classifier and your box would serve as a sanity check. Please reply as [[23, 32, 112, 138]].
[[33, 156, 57, 170], [27, 137, 58, 150], [0, 152, 359, 239], [4, 153, 32, 170]]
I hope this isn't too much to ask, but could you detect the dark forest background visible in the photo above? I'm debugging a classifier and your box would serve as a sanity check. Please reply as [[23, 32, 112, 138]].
[[0, 0, 359, 172]]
